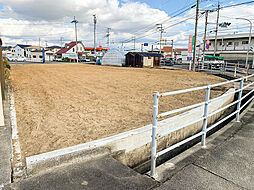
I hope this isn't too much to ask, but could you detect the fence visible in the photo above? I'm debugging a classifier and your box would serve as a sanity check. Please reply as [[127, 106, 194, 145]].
[[198, 61, 251, 78], [150, 73, 254, 178]]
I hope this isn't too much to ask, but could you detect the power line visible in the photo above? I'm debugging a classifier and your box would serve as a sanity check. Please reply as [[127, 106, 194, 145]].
[[221, 0, 254, 9]]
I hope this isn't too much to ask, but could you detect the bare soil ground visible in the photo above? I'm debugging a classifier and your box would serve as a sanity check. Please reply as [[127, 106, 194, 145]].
[[10, 64, 227, 157]]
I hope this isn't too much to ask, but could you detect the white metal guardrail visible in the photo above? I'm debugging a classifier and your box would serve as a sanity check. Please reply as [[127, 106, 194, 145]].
[[198, 61, 251, 77], [150, 74, 254, 178]]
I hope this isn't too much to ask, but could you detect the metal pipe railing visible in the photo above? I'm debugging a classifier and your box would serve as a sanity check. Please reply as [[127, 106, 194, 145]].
[[150, 91, 159, 178], [201, 86, 210, 147], [149, 74, 254, 178]]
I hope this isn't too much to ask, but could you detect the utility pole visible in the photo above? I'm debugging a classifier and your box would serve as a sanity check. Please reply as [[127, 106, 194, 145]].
[[141, 43, 144, 52], [133, 36, 136, 51], [171, 40, 174, 58], [60, 37, 64, 47], [236, 18, 252, 68], [156, 24, 164, 54], [45, 41, 48, 48], [0, 38, 5, 100], [106, 28, 111, 48], [71, 16, 78, 63], [93, 14, 97, 55], [121, 42, 124, 51], [39, 37, 41, 47], [214, 2, 220, 56], [192, 0, 200, 71], [202, 10, 209, 69]]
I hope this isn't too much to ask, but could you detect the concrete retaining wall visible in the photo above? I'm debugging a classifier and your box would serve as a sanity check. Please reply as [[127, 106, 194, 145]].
[[26, 89, 235, 176]]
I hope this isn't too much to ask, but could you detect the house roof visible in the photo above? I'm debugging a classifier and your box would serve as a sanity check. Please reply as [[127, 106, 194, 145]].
[[47, 45, 61, 49], [25, 46, 43, 49], [56, 41, 83, 54], [16, 44, 31, 49]]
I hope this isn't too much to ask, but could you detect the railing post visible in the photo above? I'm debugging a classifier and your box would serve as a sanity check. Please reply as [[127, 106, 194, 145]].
[[150, 91, 159, 178], [234, 64, 237, 77], [201, 86, 210, 148], [236, 78, 244, 122]]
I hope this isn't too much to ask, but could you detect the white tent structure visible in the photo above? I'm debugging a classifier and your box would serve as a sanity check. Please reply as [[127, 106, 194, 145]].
[[101, 49, 125, 66]]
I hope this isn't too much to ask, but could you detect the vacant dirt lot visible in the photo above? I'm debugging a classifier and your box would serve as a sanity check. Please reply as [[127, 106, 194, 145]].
[[11, 64, 226, 157]]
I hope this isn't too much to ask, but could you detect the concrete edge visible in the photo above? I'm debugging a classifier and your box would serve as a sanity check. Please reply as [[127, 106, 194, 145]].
[[9, 86, 26, 180], [25, 88, 235, 176], [153, 96, 254, 182]]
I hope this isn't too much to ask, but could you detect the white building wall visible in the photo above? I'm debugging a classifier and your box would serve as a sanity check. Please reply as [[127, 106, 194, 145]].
[[66, 43, 84, 54], [11, 46, 25, 58], [31, 52, 43, 62]]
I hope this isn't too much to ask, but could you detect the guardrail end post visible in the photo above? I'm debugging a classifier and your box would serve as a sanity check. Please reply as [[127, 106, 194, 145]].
[[201, 86, 210, 148], [150, 91, 159, 178], [236, 78, 244, 122]]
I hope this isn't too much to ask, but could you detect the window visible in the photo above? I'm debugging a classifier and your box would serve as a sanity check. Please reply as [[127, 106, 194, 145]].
[[219, 42, 223, 46], [227, 42, 233, 46], [148, 57, 151, 59], [39, 56, 43, 58], [33, 55, 36, 58], [242, 41, 249, 45], [234, 42, 239, 46], [73, 48, 75, 52]]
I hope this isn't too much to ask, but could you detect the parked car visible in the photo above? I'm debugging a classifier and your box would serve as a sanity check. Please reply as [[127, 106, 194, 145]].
[[55, 58, 62, 62], [17, 57, 26, 62], [79, 57, 91, 62], [168, 58, 176, 64], [9, 57, 17, 62], [177, 58, 182, 64], [160, 58, 173, 66]]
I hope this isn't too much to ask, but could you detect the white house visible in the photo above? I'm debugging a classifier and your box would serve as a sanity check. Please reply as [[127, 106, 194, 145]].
[[11, 44, 31, 58], [56, 41, 85, 61], [46, 46, 61, 54], [24, 46, 43, 61], [31, 50, 43, 62]]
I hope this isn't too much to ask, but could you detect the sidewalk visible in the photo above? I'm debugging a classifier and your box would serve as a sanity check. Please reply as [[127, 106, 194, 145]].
[[153, 102, 254, 189], [0, 93, 12, 187], [3, 156, 157, 190]]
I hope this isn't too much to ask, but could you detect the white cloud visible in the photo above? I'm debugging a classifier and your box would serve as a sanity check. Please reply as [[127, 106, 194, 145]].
[[0, 0, 172, 48], [1, 0, 254, 49]]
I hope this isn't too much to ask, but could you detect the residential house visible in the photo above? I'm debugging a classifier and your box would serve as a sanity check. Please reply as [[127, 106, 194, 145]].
[[2, 46, 12, 59], [24, 46, 43, 61], [11, 44, 31, 58], [24, 46, 55, 62], [46, 46, 61, 54], [56, 41, 85, 60], [206, 33, 254, 63]]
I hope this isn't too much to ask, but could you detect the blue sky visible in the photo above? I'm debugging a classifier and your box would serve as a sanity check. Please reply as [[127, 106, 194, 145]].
[[125, 0, 250, 15]]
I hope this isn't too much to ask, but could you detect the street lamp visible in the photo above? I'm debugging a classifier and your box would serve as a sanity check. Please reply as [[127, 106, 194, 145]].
[[236, 18, 252, 68]]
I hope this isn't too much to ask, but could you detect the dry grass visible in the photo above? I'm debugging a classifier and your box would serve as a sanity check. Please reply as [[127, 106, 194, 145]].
[[10, 64, 226, 157]]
